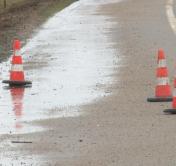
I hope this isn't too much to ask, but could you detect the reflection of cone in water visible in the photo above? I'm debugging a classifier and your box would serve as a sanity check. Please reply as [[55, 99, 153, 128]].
[[2, 39, 32, 87], [147, 49, 172, 102], [10, 87, 24, 129]]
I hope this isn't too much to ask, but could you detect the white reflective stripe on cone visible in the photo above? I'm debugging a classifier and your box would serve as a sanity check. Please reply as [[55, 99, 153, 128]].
[[173, 89, 176, 96], [157, 77, 169, 85], [14, 50, 20, 56], [158, 59, 166, 68], [11, 64, 23, 71]]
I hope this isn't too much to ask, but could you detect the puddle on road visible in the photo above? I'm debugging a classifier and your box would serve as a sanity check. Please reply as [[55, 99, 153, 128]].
[[0, 0, 120, 135], [0, 151, 45, 165]]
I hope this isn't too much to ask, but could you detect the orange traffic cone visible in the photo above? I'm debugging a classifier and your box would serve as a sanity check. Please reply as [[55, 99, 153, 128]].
[[147, 49, 172, 102], [164, 72, 176, 114], [2, 40, 32, 87]]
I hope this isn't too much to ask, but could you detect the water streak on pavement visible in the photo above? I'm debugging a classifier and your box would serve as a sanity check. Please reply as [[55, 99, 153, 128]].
[[0, 0, 120, 135]]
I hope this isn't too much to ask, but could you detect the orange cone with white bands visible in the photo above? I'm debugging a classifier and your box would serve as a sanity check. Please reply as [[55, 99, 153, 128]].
[[10, 54, 24, 82], [147, 49, 172, 102], [2, 40, 32, 87], [164, 74, 176, 114]]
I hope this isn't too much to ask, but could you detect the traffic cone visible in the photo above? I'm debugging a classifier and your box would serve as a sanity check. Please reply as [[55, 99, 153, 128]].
[[2, 40, 32, 87], [147, 49, 172, 102], [164, 68, 176, 114]]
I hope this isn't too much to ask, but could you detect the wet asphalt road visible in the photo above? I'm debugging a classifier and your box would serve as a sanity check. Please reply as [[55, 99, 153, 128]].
[[0, 0, 118, 135], [1, 0, 176, 165]]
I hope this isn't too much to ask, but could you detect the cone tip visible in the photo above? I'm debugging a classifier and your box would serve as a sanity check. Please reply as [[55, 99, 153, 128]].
[[13, 39, 21, 50], [158, 48, 165, 60]]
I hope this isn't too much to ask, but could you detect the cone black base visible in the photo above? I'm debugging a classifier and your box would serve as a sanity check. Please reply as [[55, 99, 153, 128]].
[[147, 97, 172, 102], [2, 80, 32, 87], [164, 109, 176, 114]]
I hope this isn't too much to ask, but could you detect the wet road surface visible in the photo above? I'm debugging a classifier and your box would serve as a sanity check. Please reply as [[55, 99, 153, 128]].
[[0, 1, 121, 164], [2, 0, 176, 165], [0, 0, 119, 135]]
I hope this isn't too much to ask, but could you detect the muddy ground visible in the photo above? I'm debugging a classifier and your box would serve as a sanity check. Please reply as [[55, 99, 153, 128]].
[[0, 0, 77, 62]]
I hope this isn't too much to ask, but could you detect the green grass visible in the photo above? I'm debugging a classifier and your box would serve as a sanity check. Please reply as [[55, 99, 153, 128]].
[[0, 0, 77, 13], [39, 0, 78, 18]]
